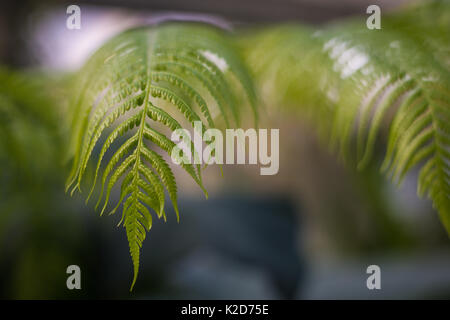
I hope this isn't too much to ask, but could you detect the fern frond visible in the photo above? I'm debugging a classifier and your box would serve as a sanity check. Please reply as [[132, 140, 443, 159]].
[[243, 1, 450, 232], [66, 23, 257, 290]]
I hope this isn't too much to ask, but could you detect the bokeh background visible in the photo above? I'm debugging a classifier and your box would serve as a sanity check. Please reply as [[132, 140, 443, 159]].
[[0, 0, 449, 299]]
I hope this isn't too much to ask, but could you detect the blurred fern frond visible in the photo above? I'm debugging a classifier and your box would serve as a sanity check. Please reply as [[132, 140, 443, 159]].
[[243, 1, 450, 232], [66, 23, 257, 289]]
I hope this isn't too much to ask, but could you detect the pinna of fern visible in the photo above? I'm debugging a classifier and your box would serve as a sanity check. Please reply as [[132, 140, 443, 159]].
[[66, 23, 257, 290], [242, 1, 450, 233]]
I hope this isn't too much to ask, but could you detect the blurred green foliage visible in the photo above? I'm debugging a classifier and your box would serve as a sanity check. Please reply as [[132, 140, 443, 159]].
[[0, 0, 449, 298], [0, 68, 85, 298]]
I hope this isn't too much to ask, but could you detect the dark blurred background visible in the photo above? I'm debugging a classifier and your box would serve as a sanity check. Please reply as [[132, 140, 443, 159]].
[[1, 0, 450, 299]]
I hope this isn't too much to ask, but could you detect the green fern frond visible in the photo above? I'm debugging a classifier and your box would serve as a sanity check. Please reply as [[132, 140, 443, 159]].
[[66, 23, 257, 290], [243, 1, 450, 232]]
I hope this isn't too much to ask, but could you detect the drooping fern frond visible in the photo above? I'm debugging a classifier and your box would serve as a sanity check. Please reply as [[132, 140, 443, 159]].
[[66, 23, 256, 290], [242, 1, 450, 232]]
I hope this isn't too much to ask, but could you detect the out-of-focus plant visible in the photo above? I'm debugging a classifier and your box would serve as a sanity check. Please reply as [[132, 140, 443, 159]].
[[241, 1, 450, 233], [0, 68, 62, 230], [0, 68, 86, 298]]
